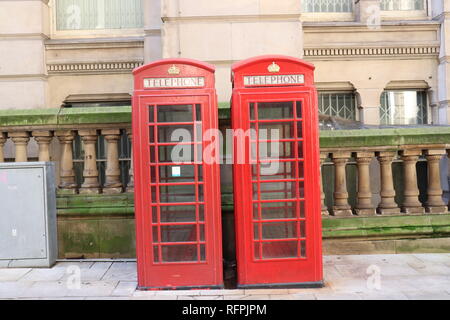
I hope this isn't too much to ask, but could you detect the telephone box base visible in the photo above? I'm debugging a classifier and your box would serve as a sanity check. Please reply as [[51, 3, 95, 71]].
[[138, 285, 225, 291], [237, 281, 324, 290]]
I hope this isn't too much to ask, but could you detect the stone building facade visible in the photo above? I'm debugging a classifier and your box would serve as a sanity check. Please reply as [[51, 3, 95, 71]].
[[1, 0, 449, 126]]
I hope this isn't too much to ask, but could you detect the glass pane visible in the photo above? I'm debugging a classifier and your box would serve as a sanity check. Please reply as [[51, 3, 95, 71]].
[[149, 106, 154, 123], [159, 184, 196, 203], [300, 240, 307, 258], [153, 246, 160, 263], [257, 181, 297, 200], [257, 102, 294, 120], [258, 122, 295, 140], [262, 241, 298, 259], [262, 222, 298, 240], [195, 104, 202, 121], [159, 205, 197, 223], [158, 165, 197, 183], [160, 225, 197, 243], [254, 161, 296, 180], [259, 142, 296, 159], [302, 0, 353, 12], [261, 201, 298, 220], [161, 245, 198, 262], [380, 90, 428, 125], [158, 125, 193, 143], [157, 105, 193, 123], [254, 242, 261, 260], [55, 0, 144, 30], [296, 102, 302, 119], [158, 145, 194, 163], [200, 245, 206, 261], [250, 103, 256, 120], [381, 0, 425, 11], [318, 92, 356, 120], [152, 206, 158, 223]]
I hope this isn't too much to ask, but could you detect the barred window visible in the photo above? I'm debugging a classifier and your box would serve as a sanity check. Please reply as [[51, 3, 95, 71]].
[[380, 90, 428, 125], [55, 0, 144, 31], [302, 0, 354, 13], [318, 92, 357, 121], [381, 0, 425, 11]]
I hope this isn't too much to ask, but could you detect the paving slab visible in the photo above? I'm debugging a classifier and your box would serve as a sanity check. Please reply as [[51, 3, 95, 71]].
[[111, 281, 137, 297], [0, 269, 31, 281], [315, 293, 363, 300], [244, 289, 290, 295], [358, 292, 409, 300], [241, 295, 271, 300], [403, 290, 450, 300], [19, 268, 66, 282], [101, 262, 137, 281], [270, 294, 316, 300], [17, 281, 69, 298], [1, 254, 449, 300], [0, 281, 34, 299], [65, 281, 118, 297]]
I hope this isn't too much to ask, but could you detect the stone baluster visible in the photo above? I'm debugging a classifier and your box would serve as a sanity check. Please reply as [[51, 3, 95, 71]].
[[400, 150, 424, 214], [79, 130, 101, 194], [424, 149, 447, 214], [376, 151, 400, 215], [331, 152, 353, 216], [33, 131, 54, 162], [355, 152, 376, 216], [56, 130, 77, 194], [320, 152, 329, 216], [102, 129, 123, 194], [126, 128, 134, 193], [0, 133, 6, 162], [9, 132, 30, 162]]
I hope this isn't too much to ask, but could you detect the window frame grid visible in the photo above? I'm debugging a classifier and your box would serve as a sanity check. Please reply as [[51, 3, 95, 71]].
[[50, 0, 145, 38]]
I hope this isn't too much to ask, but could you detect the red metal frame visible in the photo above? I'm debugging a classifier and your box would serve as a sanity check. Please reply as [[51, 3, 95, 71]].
[[231, 55, 323, 288], [132, 59, 223, 290]]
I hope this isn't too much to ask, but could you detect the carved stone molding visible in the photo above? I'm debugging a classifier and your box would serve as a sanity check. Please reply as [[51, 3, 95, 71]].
[[47, 61, 144, 75], [304, 46, 439, 59]]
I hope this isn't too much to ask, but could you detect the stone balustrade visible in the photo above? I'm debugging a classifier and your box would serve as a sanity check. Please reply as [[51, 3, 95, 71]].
[[0, 107, 133, 195], [320, 128, 450, 217], [0, 107, 450, 218]]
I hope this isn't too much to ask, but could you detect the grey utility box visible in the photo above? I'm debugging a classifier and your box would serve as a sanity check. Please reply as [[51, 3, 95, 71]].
[[0, 162, 57, 268]]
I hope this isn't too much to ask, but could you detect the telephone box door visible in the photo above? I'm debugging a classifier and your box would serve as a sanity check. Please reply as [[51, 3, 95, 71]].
[[232, 56, 323, 288], [132, 60, 223, 290]]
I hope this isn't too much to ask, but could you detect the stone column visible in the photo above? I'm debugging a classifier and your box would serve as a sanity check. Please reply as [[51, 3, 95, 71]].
[[376, 151, 400, 215], [331, 152, 353, 216], [0, 133, 7, 162], [400, 150, 425, 214], [126, 129, 135, 193], [79, 130, 101, 194], [55, 130, 77, 194], [9, 132, 30, 162], [424, 149, 447, 214], [320, 153, 329, 216], [33, 131, 54, 162], [102, 129, 123, 194], [355, 152, 376, 216]]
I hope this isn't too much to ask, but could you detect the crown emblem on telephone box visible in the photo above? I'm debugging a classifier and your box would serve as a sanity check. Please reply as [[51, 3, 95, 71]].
[[268, 62, 280, 73], [168, 65, 181, 75]]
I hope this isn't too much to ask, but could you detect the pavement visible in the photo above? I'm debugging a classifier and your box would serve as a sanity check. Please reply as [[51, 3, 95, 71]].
[[0, 254, 449, 300]]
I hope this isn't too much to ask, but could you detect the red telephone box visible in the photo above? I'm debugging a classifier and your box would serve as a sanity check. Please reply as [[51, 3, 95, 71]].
[[132, 59, 223, 290], [231, 55, 323, 288]]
